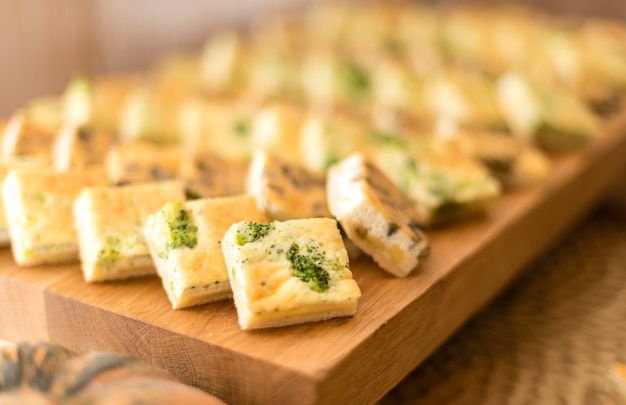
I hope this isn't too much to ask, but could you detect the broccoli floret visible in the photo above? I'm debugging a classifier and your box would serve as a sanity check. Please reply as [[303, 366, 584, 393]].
[[338, 62, 371, 99], [97, 236, 123, 268], [164, 203, 198, 250], [232, 119, 250, 138], [286, 243, 330, 293], [235, 222, 274, 246]]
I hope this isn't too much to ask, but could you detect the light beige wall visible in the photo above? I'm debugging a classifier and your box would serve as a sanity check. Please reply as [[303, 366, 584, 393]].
[[90, 0, 307, 73], [0, 0, 94, 115], [0, 0, 308, 116]]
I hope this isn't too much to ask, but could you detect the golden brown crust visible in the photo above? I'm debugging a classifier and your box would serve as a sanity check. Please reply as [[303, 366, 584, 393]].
[[247, 150, 331, 221]]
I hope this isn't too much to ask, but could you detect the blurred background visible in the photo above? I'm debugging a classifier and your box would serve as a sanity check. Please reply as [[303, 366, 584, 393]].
[[0, 0, 309, 116], [1, 0, 625, 117]]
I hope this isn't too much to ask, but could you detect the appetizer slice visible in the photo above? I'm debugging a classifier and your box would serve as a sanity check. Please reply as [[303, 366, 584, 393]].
[[337, 2, 405, 54], [496, 71, 600, 151], [62, 75, 93, 126], [153, 53, 203, 97], [179, 152, 248, 199], [540, 29, 626, 111], [246, 150, 331, 221], [439, 5, 501, 74], [0, 110, 57, 159], [2, 167, 107, 266], [74, 181, 185, 282], [0, 156, 50, 246], [445, 130, 551, 188], [370, 137, 501, 226], [62, 74, 135, 131], [119, 82, 182, 144], [370, 58, 429, 122], [144, 196, 268, 309], [22, 96, 64, 135], [327, 154, 429, 277], [305, 2, 351, 45], [422, 69, 507, 132], [105, 140, 182, 185], [52, 123, 115, 171], [246, 46, 303, 100], [222, 218, 361, 329], [250, 101, 307, 166], [299, 109, 368, 172], [179, 96, 256, 163], [200, 31, 250, 93], [301, 49, 373, 107]]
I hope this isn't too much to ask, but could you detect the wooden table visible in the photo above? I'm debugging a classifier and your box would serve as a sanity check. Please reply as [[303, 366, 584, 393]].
[[1, 114, 626, 404]]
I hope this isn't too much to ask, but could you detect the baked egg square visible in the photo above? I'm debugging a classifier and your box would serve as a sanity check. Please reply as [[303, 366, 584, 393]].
[[222, 217, 361, 330], [144, 195, 268, 309], [2, 167, 107, 266], [74, 180, 185, 282]]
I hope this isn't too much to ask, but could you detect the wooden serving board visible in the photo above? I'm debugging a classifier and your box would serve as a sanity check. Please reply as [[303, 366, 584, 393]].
[[2, 113, 626, 405]]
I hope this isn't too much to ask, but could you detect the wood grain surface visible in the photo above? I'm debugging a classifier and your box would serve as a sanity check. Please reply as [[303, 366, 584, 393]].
[[1, 113, 626, 405]]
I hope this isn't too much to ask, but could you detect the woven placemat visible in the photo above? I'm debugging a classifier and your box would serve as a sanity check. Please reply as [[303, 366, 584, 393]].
[[382, 204, 626, 405]]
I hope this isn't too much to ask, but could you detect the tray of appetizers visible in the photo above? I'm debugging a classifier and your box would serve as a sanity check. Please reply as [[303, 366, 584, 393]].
[[2, 2, 626, 404]]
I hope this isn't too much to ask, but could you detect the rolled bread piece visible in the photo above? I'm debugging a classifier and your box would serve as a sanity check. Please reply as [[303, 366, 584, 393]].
[[327, 153, 430, 277]]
